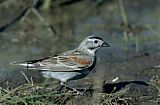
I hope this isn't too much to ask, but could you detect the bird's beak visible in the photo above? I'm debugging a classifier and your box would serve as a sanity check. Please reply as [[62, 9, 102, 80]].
[[102, 42, 110, 47]]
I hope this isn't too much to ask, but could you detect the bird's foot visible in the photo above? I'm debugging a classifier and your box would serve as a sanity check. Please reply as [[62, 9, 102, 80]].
[[71, 88, 84, 95], [60, 82, 84, 95]]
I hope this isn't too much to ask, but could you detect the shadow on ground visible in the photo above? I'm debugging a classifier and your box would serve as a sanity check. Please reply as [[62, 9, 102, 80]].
[[103, 80, 148, 93]]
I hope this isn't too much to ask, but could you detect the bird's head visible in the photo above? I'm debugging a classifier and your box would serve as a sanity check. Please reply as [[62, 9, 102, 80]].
[[79, 36, 110, 54]]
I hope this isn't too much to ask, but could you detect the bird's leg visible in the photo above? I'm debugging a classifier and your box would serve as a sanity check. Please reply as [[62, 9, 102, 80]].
[[58, 82, 64, 91], [58, 85, 64, 91], [61, 82, 72, 90], [60, 82, 68, 91], [72, 88, 83, 95], [60, 82, 83, 95]]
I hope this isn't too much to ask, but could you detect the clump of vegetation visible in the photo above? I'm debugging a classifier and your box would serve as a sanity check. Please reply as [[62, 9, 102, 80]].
[[0, 85, 68, 105], [0, 82, 73, 105], [0, 71, 73, 105], [93, 88, 130, 105]]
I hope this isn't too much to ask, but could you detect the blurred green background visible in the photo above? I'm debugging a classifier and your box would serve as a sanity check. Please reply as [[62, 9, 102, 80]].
[[0, 0, 159, 89]]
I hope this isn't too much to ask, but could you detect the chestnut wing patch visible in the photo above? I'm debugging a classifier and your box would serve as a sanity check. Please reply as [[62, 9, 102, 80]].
[[68, 56, 92, 65], [57, 55, 93, 69]]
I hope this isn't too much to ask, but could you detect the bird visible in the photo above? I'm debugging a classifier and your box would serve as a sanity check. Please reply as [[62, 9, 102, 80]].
[[11, 36, 110, 92]]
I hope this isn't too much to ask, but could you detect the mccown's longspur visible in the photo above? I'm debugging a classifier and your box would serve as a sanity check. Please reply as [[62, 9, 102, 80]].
[[12, 36, 110, 91]]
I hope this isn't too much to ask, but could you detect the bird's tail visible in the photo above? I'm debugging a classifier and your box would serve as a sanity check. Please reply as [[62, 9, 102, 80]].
[[11, 57, 51, 69], [10, 61, 35, 67]]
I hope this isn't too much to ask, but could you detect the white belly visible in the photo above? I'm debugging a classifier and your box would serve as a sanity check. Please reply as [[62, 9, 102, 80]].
[[42, 71, 81, 82]]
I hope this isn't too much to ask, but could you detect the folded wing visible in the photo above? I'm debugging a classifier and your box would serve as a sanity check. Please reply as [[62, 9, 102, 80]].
[[11, 54, 94, 72]]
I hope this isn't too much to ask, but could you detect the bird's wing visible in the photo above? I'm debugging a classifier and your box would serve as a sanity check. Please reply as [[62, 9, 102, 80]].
[[12, 52, 94, 71]]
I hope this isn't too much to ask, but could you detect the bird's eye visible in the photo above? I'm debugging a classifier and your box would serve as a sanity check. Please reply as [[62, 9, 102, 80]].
[[94, 40, 98, 44]]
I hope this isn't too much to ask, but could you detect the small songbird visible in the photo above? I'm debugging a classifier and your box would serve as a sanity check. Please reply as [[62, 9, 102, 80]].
[[12, 36, 110, 91]]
